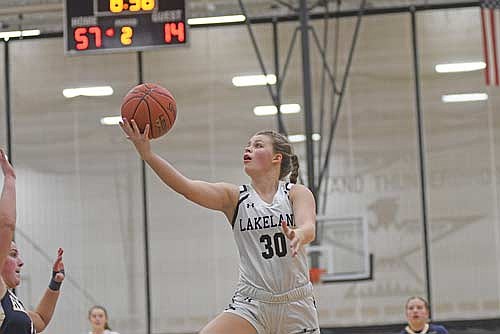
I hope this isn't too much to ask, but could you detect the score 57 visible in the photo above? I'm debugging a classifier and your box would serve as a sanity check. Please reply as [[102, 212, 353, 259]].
[[74, 26, 134, 50], [74, 26, 102, 50]]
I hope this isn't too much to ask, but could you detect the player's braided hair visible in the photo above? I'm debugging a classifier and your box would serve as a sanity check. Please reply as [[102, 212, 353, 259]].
[[256, 130, 300, 184]]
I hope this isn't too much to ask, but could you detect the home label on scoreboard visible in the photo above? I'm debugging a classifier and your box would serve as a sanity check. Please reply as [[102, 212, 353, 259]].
[[65, 0, 187, 54]]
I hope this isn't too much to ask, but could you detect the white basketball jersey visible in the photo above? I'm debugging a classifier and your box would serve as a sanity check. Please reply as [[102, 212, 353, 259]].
[[232, 181, 310, 294]]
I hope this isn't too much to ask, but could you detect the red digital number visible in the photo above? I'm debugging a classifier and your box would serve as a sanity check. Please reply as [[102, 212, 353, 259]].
[[164, 22, 185, 43], [89, 26, 102, 47], [74, 27, 89, 50], [74, 26, 103, 50]]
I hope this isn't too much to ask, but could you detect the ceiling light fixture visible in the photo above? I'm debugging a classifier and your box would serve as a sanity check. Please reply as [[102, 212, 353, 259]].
[[441, 93, 488, 103], [288, 134, 321, 143], [435, 62, 486, 73], [232, 74, 277, 87], [253, 104, 301, 116], [100, 116, 122, 125], [0, 29, 40, 41], [63, 86, 114, 98], [187, 15, 246, 25]]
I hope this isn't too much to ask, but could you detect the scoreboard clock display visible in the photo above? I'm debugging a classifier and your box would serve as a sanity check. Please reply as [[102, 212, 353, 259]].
[[65, 0, 187, 54]]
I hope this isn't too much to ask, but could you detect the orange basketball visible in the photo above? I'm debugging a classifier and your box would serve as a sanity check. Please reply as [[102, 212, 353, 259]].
[[121, 83, 177, 139]]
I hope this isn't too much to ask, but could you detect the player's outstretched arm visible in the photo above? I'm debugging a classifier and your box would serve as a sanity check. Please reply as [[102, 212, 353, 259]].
[[29, 248, 65, 333], [0, 149, 16, 297], [120, 119, 239, 214], [282, 184, 316, 257]]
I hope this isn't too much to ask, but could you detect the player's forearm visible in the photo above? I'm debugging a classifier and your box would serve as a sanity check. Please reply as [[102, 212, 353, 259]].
[[0, 175, 15, 274], [0, 176, 16, 225], [297, 222, 316, 245], [32, 289, 60, 331], [143, 153, 193, 196]]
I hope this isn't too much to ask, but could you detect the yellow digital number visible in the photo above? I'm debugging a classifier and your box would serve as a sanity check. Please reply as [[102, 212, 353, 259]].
[[129, 0, 140, 11], [120, 26, 133, 45], [109, 0, 123, 13], [141, 0, 155, 11]]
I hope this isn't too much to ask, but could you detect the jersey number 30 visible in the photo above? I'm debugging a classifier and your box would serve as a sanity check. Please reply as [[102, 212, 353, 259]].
[[260, 232, 287, 259]]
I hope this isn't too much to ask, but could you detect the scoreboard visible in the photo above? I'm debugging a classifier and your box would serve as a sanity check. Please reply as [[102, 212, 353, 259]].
[[64, 0, 187, 54]]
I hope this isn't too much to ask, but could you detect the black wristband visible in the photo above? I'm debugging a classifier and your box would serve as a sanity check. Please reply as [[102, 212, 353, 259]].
[[48, 269, 64, 291]]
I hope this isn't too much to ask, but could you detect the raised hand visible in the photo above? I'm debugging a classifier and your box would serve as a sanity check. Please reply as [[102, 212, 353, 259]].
[[0, 149, 15, 179], [119, 118, 152, 160], [52, 248, 65, 283], [281, 220, 303, 257]]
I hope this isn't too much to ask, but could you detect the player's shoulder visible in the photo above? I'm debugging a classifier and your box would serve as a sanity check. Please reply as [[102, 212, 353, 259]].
[[237, 184, 250, 193], [214, 182, 240, 198], [288, 182, 313, 197], [216, 181, 239, 191]]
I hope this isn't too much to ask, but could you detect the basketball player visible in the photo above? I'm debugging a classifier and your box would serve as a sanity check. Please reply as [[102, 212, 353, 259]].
[[0, 149, 65, 334], [120, 119, 320, 334], [401, 296, 448, 334], [88, 305, 120, 334]]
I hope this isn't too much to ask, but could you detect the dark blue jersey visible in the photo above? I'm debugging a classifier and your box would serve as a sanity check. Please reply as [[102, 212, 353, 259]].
[[0, 290, 35, 334], [400, 324, 448, 334]]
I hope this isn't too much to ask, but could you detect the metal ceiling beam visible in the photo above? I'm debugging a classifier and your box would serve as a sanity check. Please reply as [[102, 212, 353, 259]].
[[0, 1, 478, 33], [188, 1, 479, 27], [299, 0, 316, 199]]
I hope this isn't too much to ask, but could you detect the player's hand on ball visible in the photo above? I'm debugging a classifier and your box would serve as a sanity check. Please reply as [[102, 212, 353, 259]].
[[120, 118, 152, 160], [281, 220, 303, 257], [120, 83, 177, 139]]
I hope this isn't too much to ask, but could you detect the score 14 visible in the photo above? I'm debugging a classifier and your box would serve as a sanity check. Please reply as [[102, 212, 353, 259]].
[[164, 22, 185, 43]]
